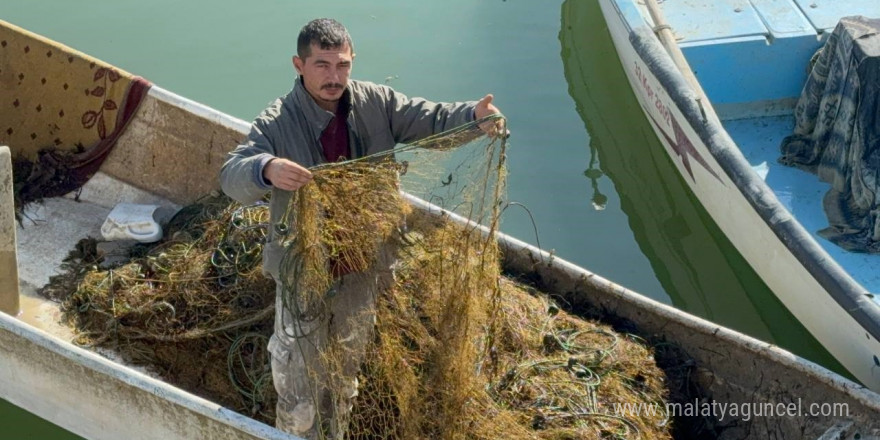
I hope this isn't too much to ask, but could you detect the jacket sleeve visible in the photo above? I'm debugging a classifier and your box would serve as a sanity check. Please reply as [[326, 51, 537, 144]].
[[384, 86, 477, 144], [220, 120, 276, 204]]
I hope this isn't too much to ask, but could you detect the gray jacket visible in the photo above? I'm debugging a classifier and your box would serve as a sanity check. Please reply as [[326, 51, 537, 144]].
[[220, 78, 477, 278]]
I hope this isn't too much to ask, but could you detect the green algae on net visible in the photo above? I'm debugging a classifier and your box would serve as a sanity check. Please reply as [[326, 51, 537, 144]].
[[47, 117, 674, 439]]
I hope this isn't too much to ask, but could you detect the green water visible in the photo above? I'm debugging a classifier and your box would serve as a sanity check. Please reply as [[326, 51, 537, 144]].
[[0, 398, 81, 439], [0, 0, 843, 437]]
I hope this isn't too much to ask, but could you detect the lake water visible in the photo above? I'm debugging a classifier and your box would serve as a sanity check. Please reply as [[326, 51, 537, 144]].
[[0, 0, 843, 436]]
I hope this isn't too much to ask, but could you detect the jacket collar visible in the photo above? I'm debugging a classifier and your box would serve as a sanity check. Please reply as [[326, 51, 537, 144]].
[[293, 77, 352, 139]]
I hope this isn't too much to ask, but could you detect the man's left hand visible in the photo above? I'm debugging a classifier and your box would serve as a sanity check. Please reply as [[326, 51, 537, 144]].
[[475, 94, 507, 138]]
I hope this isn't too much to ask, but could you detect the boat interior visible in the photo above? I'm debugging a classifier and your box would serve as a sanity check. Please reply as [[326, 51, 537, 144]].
[[1, 19, 249, 336], [622, 0, 880, 295], [15, 171, 186, 336]]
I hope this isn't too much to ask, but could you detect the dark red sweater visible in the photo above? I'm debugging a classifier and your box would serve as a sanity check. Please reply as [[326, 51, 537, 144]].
[[320, 108, 349, 163], [322, 106, 353, 277]]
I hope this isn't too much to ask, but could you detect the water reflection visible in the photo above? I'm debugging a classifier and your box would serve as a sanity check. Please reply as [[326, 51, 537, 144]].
[[558, 0, 846, 375], [584, 145, 608, 211]]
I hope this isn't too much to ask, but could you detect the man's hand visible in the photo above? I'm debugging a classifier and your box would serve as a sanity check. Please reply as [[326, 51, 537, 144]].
[[263, 158, 313, 191], [475, 94, 507, 138]]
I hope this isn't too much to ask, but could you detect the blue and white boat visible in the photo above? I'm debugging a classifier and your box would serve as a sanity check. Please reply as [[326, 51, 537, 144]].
[[598, 0, 880, 390]]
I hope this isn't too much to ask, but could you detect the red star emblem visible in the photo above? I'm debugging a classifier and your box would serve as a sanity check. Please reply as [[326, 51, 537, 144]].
[[647, 110, 722, 184]]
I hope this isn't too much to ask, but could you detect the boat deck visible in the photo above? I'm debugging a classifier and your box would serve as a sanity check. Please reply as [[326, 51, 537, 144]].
[[15, 196, 108, 339], [724, 116, 880, 297], [643, 0, 880, 117], [660, 0, 878, 43], [14, 173, 178, 336]]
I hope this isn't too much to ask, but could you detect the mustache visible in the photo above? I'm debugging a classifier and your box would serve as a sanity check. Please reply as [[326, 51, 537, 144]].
[[321, 83, 345, 90]]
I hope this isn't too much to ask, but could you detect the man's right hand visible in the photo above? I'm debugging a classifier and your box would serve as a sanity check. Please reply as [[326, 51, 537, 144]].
[[263, 158, 313, 191]]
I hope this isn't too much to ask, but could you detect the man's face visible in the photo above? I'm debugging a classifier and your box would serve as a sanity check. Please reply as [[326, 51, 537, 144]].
[[293, 43, 353, 110]]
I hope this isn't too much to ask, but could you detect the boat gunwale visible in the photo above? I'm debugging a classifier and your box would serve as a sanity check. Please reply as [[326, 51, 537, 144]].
[[0, 309, 297, 440]]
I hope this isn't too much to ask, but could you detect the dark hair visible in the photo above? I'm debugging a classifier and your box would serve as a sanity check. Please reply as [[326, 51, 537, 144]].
[[297, 18, 353, 59]]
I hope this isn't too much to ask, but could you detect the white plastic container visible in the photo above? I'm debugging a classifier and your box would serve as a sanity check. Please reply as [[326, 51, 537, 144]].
[[100, 203, 163, 243]]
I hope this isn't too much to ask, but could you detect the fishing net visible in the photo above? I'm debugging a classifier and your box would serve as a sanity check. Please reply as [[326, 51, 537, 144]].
[[57, 196, 278, 420], [53, 115, 671, 439]]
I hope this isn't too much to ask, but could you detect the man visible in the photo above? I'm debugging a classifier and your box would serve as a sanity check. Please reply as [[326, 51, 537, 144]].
[[220, 18, 501, 439]]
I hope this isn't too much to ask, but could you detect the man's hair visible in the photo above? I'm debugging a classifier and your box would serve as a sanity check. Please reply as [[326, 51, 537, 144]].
[[297, 18, 353, 59]]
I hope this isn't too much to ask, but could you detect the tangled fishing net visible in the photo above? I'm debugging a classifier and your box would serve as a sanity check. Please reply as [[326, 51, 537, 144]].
[[53, 115, 672, 439], [56, 197, 278, 420]]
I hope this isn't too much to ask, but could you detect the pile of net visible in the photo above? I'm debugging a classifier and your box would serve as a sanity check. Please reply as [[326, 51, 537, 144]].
[[54, 116, 672, 439], [55, 196, 278, 420]]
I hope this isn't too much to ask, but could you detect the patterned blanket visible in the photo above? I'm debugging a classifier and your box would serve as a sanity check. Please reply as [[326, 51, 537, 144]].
[[0, 19, 150, 195], [780, 16, 880, 253]]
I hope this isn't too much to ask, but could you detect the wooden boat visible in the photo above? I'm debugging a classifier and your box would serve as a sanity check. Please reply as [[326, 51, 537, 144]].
[[597, 0, 880, 392], [2, 17, 880, 440]]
